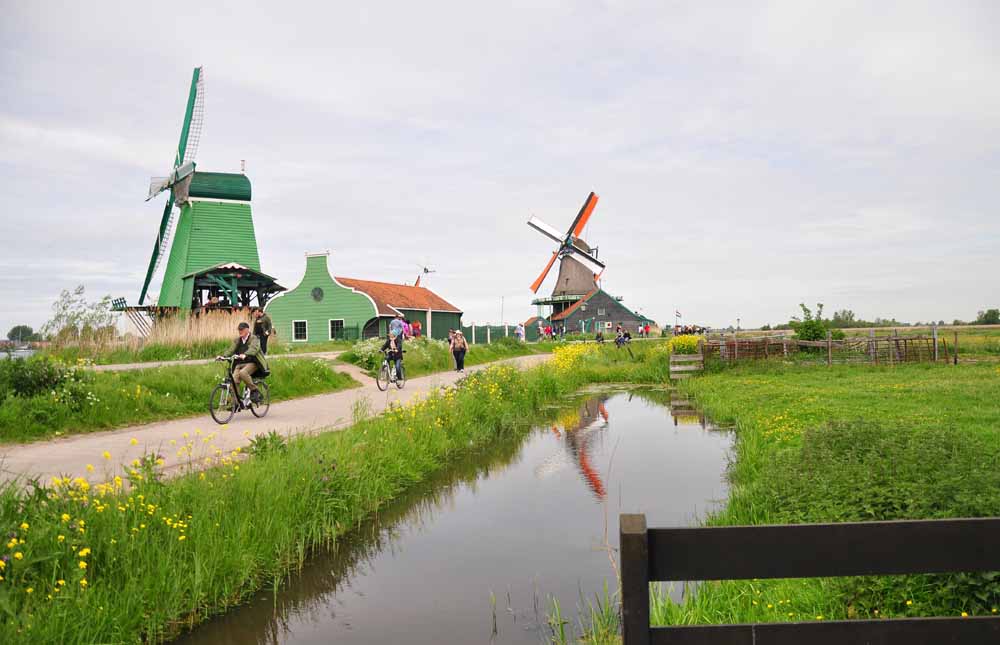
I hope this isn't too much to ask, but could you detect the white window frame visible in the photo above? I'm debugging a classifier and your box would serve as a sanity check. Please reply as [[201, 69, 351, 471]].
[[604, 321, 613, 329], [328, 318, 345, 340], [292, 320, 308, 342], [598, 308, 606, 316]]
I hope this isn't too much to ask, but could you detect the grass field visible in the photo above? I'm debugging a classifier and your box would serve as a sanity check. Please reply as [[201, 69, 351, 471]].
[[0, 358, 358, 443], [566, 361, 1000, 643], [0, 345, 666, 644]]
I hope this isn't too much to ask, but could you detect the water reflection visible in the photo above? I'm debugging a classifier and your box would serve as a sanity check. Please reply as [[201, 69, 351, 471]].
[[179, 389, 732, 645]]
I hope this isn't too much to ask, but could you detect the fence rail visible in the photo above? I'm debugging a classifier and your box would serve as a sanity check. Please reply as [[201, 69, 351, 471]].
[[620, 514, 1000, 645]]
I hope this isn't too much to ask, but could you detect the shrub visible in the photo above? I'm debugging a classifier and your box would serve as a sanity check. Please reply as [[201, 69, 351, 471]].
[[667, 335, 701, 354]]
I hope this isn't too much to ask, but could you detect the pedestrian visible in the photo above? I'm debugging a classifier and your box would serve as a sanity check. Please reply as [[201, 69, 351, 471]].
[[390, 313, 405, 352], [403, 318, 413, 339], [412, 319, 422, 338], [451, 329, 468, 373], [252, 308, 273, 354]]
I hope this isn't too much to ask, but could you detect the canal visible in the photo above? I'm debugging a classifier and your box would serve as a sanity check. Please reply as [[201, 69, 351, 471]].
[[178, 387, 733, 644]]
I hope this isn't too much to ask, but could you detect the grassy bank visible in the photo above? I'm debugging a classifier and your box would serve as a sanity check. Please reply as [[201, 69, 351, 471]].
[[0, 357, 358, 443], [0, 344, 666, 643], [568, 361, 1000, 643]]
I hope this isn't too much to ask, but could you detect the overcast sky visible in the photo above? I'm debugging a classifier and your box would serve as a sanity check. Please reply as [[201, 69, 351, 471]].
[[2, 1, 998, 334]]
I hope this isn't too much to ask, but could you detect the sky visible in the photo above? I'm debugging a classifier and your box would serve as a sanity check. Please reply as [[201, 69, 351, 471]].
[[1, 1, 998, 335]]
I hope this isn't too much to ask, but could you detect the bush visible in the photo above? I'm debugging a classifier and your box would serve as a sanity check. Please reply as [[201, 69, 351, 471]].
[[667, 335, 701, 354], [0, 355, 88, 400]]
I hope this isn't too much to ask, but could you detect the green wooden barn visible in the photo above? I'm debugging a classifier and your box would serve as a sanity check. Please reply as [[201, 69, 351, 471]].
[[265, 252, 463, 344]]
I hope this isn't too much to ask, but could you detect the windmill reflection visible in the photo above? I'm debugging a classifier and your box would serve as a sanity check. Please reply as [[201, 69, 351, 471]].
[[537, 396, 611, 500]]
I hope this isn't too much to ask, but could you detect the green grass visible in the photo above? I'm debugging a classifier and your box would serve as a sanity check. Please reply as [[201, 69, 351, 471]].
[[0, 350, 652, 644], [0, 359, 358, 443], [627, 362, 1000, 638], [44, 338, 353, 366]]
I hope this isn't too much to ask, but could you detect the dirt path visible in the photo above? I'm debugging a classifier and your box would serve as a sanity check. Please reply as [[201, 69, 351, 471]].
[[0, 355, 550, 486]]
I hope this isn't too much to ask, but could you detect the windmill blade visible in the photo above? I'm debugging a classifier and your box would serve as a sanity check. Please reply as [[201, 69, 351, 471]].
[[138, 194, 176, 305], [530, 251, 560, 293], [527, 216, 566, 245], [137, 67, 203, 305], [568, 192, 599, 237], [566, 246, 606, 275]]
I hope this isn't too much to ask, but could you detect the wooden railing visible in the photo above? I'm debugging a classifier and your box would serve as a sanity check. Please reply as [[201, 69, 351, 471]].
[[620, 514, 1000, 644]]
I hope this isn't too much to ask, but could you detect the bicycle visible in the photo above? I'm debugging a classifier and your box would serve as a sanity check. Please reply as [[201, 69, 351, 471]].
[[375, 349, 406, 391], [209, 356, 270, 424]]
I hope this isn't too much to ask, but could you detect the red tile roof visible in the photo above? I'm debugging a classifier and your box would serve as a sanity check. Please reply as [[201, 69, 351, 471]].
[[550, 290, 597, 321], [335, 277, 462, 316]]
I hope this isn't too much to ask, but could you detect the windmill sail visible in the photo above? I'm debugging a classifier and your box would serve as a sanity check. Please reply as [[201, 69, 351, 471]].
[[138, 67, 204, 306]]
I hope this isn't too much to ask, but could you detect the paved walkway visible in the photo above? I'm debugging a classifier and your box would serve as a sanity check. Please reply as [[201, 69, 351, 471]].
[[0, 355, 550, 486]]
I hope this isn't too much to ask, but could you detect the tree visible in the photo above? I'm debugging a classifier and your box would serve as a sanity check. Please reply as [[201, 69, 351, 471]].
[[7, 325, 37, 342], [975, 309, 1000, 325], [41, 285, 118, 341], [831, 309, 856, 326]]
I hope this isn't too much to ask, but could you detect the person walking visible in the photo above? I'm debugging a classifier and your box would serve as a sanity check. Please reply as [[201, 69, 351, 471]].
[[451, 329, 468, 373], [253, 308, 273, 354]]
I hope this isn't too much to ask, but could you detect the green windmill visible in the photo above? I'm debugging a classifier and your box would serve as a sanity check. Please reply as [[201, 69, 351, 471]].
[[117, 67, 283, 332]]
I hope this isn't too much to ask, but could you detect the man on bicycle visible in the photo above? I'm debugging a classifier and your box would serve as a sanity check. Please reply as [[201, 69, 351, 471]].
[[220, 322, 268, 402], [381, 331, 403, 380]]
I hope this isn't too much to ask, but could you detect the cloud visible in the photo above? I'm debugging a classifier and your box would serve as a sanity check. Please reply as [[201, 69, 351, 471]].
[[1, 1, 998, 333]]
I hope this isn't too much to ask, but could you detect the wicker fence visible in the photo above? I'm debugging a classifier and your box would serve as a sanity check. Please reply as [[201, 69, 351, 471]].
[[703, 332, 958, 366]]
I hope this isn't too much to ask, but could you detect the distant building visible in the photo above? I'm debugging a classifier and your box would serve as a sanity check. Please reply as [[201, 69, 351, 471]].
[[265, 252, 462, 344]]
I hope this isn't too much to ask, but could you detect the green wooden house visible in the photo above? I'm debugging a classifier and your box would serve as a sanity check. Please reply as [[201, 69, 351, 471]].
[[265, 252, 462, 344]]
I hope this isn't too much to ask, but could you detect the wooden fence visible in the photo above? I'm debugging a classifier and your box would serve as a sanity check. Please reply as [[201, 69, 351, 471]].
[[703, 332, 960, 367], [620, 514, 1000, 644]]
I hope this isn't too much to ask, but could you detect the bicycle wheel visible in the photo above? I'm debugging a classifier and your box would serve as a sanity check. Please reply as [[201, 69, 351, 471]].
[[395, 364, 406, 389], [375, 362, 389, 391], [250, 381, 270, 418], [209, 383, 236, 425]]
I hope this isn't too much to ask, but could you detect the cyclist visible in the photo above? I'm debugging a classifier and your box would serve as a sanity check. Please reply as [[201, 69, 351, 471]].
[[381, 331, 404, 380], [219, 322, 268, 403]]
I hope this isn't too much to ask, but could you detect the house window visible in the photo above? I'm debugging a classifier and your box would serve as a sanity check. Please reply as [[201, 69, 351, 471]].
[[329, 319, 344, 340], [604, 321, 613, 329], [293, 320, 308, 342], [598, 308, 606, 316]]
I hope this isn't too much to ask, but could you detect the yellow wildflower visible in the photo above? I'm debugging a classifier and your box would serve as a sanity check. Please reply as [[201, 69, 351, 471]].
[[14, 552, 23, 560], [57, 535, 65, 543], [78, 548, 91, 557], [86, 464, 94, 473], [19, 522, 29, 530], [102, 451, 111, 460], [78, 561, 87, 569], [130, 438, 138, 446], [80, 578, 88, 588]]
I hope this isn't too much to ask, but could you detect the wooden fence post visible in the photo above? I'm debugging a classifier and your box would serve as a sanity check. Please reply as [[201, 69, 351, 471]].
[[733, 332, 738, 361], [827, 330, 832, 367], [954, 331, 959, 365], [869, 329, 876, 364], [933, 324, 939, 362], [620, 514, 650, 645]]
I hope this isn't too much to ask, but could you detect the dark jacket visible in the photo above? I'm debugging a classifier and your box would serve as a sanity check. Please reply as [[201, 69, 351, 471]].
[[227, 334, 269, 373], [253, 313, 273, 337], [380, 337, 402, 359]]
